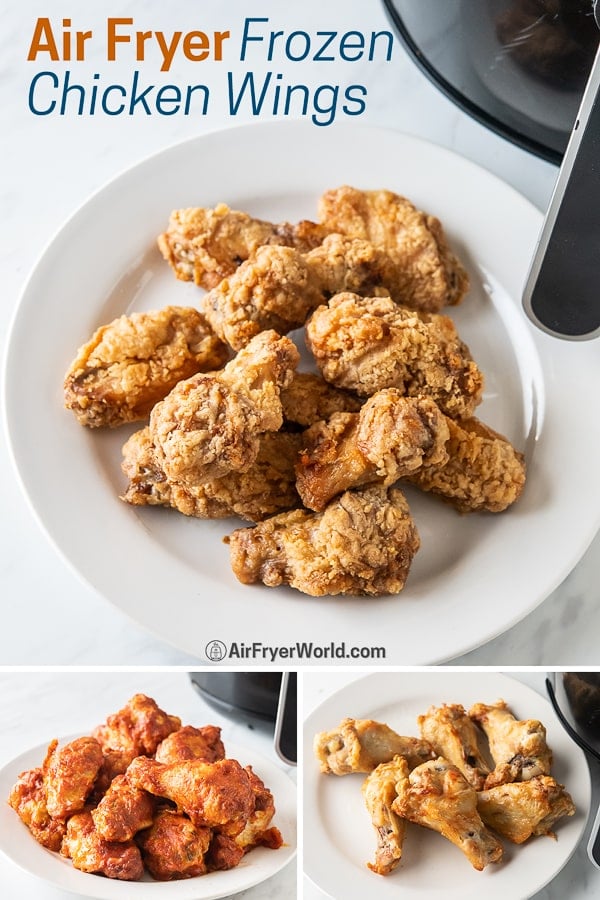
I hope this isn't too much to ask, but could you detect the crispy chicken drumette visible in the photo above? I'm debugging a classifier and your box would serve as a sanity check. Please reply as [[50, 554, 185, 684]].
[[280, 372, 362, 428], [42, 737, 104, 819], [136, 809, 212, 881], [149, 330, 299, 487], [7, 767, 67, 851], [417, 704, 491, 790], [155, 724, 225, 764], [91, 773, 155, 842], [362, 756, 409, 875], [64, 306, 229, 428], [61, 810, 144, 881], [469, 700, 553, 788], [306, 293, 483, 419], [227, 484, 420, 597], [314, 717, 434, 775], [477, 775, 576, 844]]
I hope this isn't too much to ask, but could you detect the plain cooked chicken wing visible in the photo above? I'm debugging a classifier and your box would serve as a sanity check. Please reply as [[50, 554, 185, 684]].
[[63, 306, 229, 428], [280, 372, 362, 427], [155, 724, 225, 764], [42, 737, 104, 819], [296, 392, 450, 511], [407, 415, 526, 513], [92, 694, 181, 774], [91, 773, 155, 842], [7, 767, 67, 851], [149, 330, 299, 487], [227, 484, 420, 597], [318, 186, 470, 310], [136, 808, 212, 880], [417, 704, 491, 790], [469, 700, 553, 788], [362, 756, 409, 875], [314, 717, 434, 775], [306, 293, 483, 419], [391, 758, 503, 871], [477, 775, 576, 844], [61, 810, 144, 881]]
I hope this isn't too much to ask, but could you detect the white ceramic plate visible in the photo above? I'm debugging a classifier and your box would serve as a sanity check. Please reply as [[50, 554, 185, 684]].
[[0, 738, 296, 899], [4, 121, 600, 663], [303, 672, 591, 900]]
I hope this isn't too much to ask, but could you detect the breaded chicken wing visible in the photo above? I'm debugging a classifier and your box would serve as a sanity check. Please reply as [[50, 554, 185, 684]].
[[234, 766, 282, 852], [280, 372, 362, 427], [136, 809, 212, 880], [318, 186, 469, 310], [306, 293, 483, 419], [362, 756, 409, 875], [227, 484, 420, 597], [64, 306, 229, 428], [469, 700, 553, 788], [392, 758, 503, 871], [477, 775, 576, 844], [417, 704, 491, 790], [92, 694, 181, 775], [149, 330, 299, 487], [155, 724, 225, 764], [61, 810, 144, 880], [296, 392, 449, 511], [42, 737, 104, 819], [91, 773, 154, 842], [406, 415, 526, 513], [314, 717, 434, 775], [7, 767, 67, 851], [158, 203, 327, 289]]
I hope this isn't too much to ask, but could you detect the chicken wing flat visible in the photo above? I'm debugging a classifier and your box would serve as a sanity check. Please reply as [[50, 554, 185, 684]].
[[155, 724, 225, 764], [136, 808, 212, 880], [61, 810, 144, 881], [126, 756, 254, 836], [149, 330, 299, 486], [477, 775, 576, 844], [314, 717, 434, 775], [406, 415, 526, 513], [318, 186, 469, 310], [417, 704, 490, 790], [158, 203, 327, 289], [362, 756, 409, 875], [234, 765, 283, 852], [391, 758, 503, 871], [64, 306, 229, 428], [306, 293, 483, 419], [121, 427, 301, 522], [92, 694, 181, 775], [227, 484, 420, 597], [280, 372, 362, 428], [91, 773, 154, 842], [42, 737, 104, 819], [469, 700, 553, 788], [7, 767, 67, 851], [296, 392, 450, 511]]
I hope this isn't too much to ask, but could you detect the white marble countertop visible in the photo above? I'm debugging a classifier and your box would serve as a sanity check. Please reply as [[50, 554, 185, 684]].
[[0, 670, 296, 898], [302, 670, 600, 899], [1, 0, 599, 665]]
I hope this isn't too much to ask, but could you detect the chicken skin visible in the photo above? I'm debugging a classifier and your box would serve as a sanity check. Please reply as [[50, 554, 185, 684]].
[[7, 767, 67, 851], [477, 776, 576, 844], [469, 700, 553, 788], [392, 758, 503, 871], [149, 330, 299, 487], [92, 694, 181, 776], [314, 717, 434, 775], [136, 809, 212, 880], [362, 756, 409, 875], [121, 427, 302, 522], [227, 484, 420, 597], [417, 704, 491, 790], [61, 810, 144, 881], [280, 372, 362, 428], [407, 415, 526, 513], [126, 756, 255, 836], [91, 774, 155, 842], [64, 306, 229, 428], [318, 186, 470, 311], [157, 202, 327, 289], [42, 737, 104, 819], [155, 724, 225, 764], [296, 392, 450, 511], [306, 293, 483, 419]]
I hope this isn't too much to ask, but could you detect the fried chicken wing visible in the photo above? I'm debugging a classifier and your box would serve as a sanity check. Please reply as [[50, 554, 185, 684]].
[[391, 758, 503, 871], [42, 737, 104, 819], [407, 415, 526, 513], [158, 203, 327, 289], [155, 724, 225, 764], [362, 756, 409, 875], [149, 330, 299, 486], [280, 372, 362, 427], [296, 392, 449, 511], [91, 774, 154, 842], [136, 809, 212, 880], [469, 700, 553, 788], [121, 427, 301, 522], [314, 717, 434, 775], [92, 694, 181, 775], [64, 306, 229, 428], [126, 756, 254, 836], [61, 810, 144, 881], [306, 293, 483, 419], [228, 484, 420, 597], [234, 765, 282, 852], [477, 776, 576, 844], [7, 767, 67, 851], [417, 704, 491, 790], [206, 833, 245, 871], [318, 186, 469, 310]]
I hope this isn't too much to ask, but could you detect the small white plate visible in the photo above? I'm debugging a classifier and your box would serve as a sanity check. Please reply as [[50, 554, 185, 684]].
[[0, 738, 296, 899], [4, 121, 600, 662], [303, 672, 591, 900]]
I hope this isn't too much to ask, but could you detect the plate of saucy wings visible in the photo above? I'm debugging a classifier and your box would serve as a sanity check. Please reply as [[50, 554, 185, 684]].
[[5, 121, 600, 662], [0, 693, 296, 898], [304, 672, 591, 900]]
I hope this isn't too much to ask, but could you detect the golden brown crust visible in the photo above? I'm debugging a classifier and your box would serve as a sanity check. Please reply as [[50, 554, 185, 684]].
[[417, 704, 491, 790], [280, 372, 362, 427], [314, 718, 434, 775], [477, 776, 576, 843]]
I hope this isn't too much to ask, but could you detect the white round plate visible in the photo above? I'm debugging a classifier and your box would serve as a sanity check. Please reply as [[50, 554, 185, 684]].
[[304, 671, 591, 900], [0, 738, 296, 899], [4, 121, 600, 663]]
